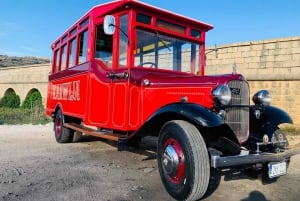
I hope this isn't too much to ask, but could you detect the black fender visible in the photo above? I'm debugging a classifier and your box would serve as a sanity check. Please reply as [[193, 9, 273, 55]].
[[144, 102, 224, 130], [134, 102, 240, 146], [250, 105, 293, 138]]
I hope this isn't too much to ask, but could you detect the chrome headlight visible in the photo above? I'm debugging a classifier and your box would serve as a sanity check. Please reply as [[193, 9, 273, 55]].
[[212, 85, 232, 106], [252, 90, 271, 106]]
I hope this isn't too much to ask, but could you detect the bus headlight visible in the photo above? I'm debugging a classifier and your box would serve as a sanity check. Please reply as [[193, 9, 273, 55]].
[[212, 85, 231, 106], [252, 90, 271, 106]]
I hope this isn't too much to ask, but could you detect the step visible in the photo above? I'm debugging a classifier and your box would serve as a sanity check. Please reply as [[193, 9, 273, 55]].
[[64, 123, 129, 141]]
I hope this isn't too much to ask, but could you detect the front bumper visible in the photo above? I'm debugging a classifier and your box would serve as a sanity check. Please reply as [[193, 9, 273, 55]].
[[210, 144, 300, 168]]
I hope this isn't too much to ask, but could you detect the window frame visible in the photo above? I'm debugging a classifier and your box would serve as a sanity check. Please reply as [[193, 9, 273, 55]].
[[68, 37, 77, 68], [78, 29, 89, 65]]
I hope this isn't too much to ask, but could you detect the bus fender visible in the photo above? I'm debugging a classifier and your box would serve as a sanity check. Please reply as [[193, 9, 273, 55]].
[[250, 105, 293, 138], [134, 103, 239, 145], [118, 103, 241, 155], [149, 102, 224, 127]]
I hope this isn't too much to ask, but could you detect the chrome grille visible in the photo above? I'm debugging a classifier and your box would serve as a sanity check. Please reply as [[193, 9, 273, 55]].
[[225, 80, 250, 144]]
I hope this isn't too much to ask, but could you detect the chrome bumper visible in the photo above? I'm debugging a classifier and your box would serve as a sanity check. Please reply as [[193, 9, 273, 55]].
[[210, 144, 300, 168]]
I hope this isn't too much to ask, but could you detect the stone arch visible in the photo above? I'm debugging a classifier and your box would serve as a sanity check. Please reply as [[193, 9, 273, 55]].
[[22, 88, 43, 108], [4, 88, 17, 96], [26, 88, 41, 97], [0, 88, 21, 108]]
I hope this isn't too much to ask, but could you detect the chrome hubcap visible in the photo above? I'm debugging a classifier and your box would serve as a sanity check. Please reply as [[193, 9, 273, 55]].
[[162, 145, 180, 178]]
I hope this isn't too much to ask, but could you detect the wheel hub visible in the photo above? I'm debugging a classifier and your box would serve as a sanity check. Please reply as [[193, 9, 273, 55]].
[[162, 145, 180, 178], [55, 116, 62, 136]]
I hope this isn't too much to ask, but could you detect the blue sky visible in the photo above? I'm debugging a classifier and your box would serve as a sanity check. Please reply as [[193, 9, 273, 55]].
[[0, 0, 300, 58]]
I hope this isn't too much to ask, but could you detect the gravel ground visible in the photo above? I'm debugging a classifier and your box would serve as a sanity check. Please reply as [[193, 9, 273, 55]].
[[0, 124, 300, 201]]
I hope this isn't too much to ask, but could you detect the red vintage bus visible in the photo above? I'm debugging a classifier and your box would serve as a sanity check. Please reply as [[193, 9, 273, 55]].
[[46, 0, 300, 200]]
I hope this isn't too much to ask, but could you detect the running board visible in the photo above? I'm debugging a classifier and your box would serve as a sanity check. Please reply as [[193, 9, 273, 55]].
[[64, 123, 129, 142]]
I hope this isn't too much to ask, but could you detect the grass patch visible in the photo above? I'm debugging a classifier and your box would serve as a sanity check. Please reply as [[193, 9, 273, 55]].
[[0, 106, 51, 125]]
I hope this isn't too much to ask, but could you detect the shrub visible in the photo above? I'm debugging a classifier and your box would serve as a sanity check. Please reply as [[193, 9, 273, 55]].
[[0, 91, 20, 108], [0, 90, 50, 125], [22, 90, 42, 109], [0, 106, 50, 125], [0, 107, 31, 125]]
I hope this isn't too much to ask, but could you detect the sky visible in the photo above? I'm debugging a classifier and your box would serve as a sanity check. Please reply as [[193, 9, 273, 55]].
[[0, 0, 300, 58]]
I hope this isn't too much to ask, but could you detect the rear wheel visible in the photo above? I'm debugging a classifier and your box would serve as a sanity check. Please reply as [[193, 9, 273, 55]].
[[157, 120, 210, 201], [54, 109, 73, 143]]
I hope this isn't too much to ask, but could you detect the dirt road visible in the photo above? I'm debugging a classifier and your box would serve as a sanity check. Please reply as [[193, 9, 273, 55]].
[[0, 124, 300, 201]]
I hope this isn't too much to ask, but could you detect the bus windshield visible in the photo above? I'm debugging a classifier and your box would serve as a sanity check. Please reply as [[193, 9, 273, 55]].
[[134, 29, 201, 73]]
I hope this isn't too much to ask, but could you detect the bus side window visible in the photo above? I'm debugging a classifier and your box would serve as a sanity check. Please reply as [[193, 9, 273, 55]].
[[119, 14, 128, 66], [53, 49, 60, 73], [79, 30, 88, 64], [68, 37, 77, 67], [61, 44, 67, 70], [95, 25, 113, 67]]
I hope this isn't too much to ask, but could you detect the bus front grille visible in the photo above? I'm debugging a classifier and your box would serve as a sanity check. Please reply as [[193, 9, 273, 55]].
[[225, 80, 250, 144]]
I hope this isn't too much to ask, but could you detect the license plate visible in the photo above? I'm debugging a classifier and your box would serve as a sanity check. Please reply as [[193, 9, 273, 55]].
[[268, 161, 287, 178]]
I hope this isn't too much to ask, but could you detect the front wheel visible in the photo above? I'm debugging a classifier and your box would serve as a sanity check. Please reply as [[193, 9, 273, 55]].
[[157, 120, 210, 201]]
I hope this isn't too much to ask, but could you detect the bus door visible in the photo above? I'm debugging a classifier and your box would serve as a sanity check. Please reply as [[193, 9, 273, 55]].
[[108, 14, 130, 129], [90, 19, 129, 129], [94, 13, 135, 130], [88, 22, 114, 127]]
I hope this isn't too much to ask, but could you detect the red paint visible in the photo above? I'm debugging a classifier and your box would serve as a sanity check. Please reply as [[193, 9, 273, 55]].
[[164, 138, 185, 184], [46, 0, 239, 132]]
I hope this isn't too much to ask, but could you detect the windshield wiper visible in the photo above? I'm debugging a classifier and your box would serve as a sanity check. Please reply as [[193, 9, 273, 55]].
[[155, 31, 171, 51]]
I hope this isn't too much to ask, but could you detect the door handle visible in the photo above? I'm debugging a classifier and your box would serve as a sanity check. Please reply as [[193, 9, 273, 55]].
[[107, 71, 129, 79]]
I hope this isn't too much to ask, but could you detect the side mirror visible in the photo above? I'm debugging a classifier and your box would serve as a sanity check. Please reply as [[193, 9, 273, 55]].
[[103, 15, 116, 35]]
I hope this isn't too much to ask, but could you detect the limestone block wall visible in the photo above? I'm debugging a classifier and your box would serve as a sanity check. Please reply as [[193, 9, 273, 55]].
[[0, 63, 50, 104], [206, 37, 300, 128], [249, 81, 300, 126]]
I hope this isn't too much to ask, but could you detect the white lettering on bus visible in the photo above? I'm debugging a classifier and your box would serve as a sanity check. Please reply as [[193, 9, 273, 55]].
[[52, 80, 80, 101]]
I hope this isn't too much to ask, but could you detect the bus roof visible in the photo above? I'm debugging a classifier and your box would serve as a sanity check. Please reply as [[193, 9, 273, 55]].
[[90, 0, 213, 30], [52, 0, 213, 46], [90, 0, 213, 31]]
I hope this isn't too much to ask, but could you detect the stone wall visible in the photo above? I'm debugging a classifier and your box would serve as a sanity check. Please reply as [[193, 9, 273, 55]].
[[0, 63, 50, 104], [206, 36, 300, 129]]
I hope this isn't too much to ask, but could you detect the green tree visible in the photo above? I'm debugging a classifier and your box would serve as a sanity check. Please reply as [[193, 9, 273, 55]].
[[0, 91, 21, 108], [22, 90, 43, 109]]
